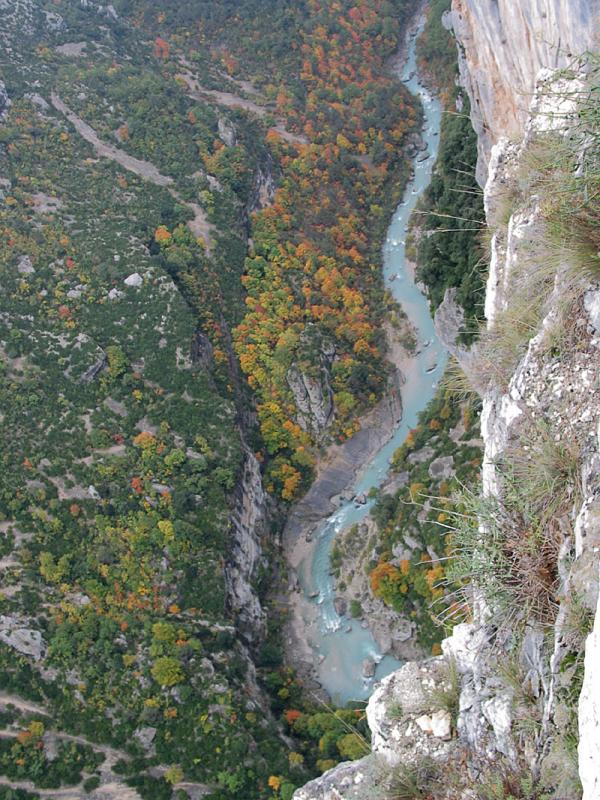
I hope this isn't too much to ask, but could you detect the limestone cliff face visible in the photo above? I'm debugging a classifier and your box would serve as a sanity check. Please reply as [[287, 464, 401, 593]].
[[0, 80, 10, 119], [287, 364, 334, 438], [451, 0, 600, 182], [472, 64, 599, 796], [226, 448, 268, 639]]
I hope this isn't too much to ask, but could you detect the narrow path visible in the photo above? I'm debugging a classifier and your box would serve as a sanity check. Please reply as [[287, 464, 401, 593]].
[[0, 775, 85, 798], [177, 71, 308, 146], [50, 731, 129, 768], [0, 693, 141, 797], [0, 691, 47, 717], [0, 692, 212, 797], [175, 781, 212, 796], [50, 93, 214, 249], [0, 774, 143, 800], [0, 727, 127, 770], [50, 94, 173, 186]]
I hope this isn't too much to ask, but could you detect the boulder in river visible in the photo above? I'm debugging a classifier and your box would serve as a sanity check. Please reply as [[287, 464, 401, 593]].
[[334, 597, 347, 616], [355, 493, 367, 505], [362, 658, 376, 678]]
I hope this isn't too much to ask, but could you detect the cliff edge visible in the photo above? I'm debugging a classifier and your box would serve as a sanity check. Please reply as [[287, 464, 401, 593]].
[[452, 0, 599, 182]]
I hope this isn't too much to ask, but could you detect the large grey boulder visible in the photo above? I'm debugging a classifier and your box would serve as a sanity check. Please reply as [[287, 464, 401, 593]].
[[0, 616, 45, 660]]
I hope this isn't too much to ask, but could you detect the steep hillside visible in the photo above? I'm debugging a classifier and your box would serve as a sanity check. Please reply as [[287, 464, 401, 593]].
[[0, 2, 294, 798]]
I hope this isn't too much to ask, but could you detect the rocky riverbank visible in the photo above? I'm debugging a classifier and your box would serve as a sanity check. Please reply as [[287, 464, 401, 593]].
[[282, 329, 413, 696]]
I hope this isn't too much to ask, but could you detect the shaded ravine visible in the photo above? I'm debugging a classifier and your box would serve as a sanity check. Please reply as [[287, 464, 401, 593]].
[[286, 14, 447, 705]]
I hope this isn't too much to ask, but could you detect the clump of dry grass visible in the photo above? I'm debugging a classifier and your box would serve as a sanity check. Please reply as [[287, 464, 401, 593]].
[[446, 466, 566, 628]]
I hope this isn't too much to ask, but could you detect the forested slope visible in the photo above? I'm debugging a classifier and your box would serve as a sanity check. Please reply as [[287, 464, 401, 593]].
[[119, 0, 425, 499], [0, 1, 433, 797]]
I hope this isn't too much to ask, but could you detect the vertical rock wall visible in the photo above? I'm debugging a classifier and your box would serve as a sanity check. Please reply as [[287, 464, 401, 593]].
[[451, 0, 600, 182], [226, 448, 268, 639]]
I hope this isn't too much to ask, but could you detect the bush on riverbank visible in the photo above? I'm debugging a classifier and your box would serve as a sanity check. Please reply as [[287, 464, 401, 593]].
[[369, 385, 482, 650]]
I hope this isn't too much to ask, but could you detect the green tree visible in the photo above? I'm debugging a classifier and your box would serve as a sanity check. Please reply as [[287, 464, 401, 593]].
[[164, 765, 184, 785], [151, 656, 183, 687], [106, 345, 128, 379], [337, 733, 369, 760]]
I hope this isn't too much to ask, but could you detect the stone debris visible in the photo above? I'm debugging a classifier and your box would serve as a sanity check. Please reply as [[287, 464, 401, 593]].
[[415, 709, 452, 739], [17, 255, 35, 274]]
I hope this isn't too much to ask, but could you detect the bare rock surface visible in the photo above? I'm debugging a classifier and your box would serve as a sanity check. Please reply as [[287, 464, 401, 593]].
[[579, 564, 600, 800], [293, 657, 458, 800], [225, 449, 268, 638], [451, 0, 600, 182], [0, 616, 45, 660]]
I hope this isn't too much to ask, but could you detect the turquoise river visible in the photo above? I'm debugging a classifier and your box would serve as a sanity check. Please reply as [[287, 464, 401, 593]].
[[296, 14, 448, 705]]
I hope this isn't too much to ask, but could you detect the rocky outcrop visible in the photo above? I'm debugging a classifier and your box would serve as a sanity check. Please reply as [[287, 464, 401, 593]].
[[217, 116, 236, 147], [579, 565, 600, 800], [433, 287, 465, 354], [287, 365, 334, 438], [0, 80, 10, 119], [191, 331, 214, 368], [451, 0, 600, 182], [225, 449, 268, 639], [79, 0, 118, 20], [0, 616, 45, 660], [250, 161, 276, 212], [293, 657, 457, 800]]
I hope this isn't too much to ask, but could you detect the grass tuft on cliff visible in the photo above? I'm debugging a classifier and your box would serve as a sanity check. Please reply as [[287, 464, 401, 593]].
[[535, 53, 600, 279]]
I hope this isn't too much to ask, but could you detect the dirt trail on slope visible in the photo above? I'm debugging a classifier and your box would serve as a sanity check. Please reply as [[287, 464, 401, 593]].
[[177, 71, 308, 146], [0, 691, 46, 716], [50, 93, 214, 248], [0, 693, 142, 798], [0, 691, 211, 796], [0, 775, 142, 800]]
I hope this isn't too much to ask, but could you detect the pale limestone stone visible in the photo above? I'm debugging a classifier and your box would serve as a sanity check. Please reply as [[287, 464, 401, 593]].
[[124, 272, 143, 287], [579, 567, 600, 800]]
